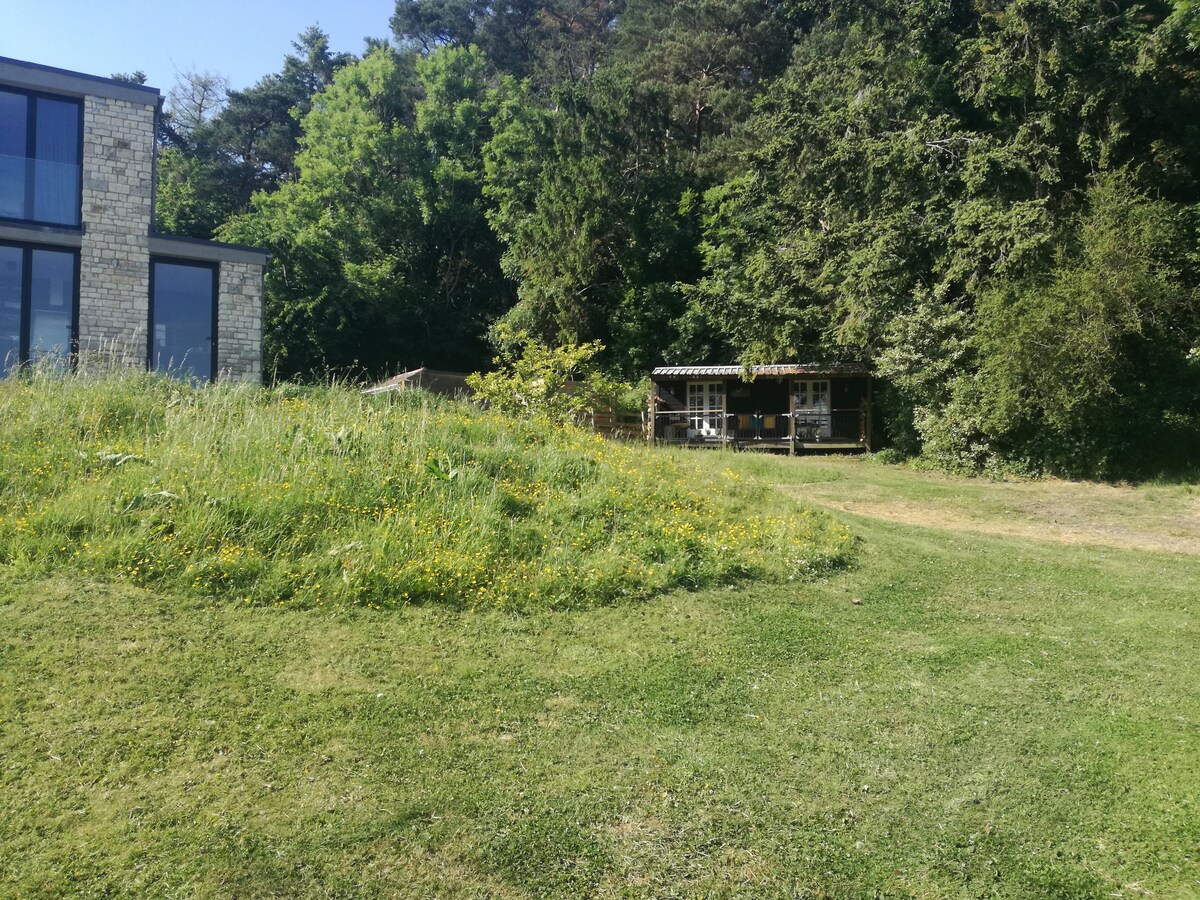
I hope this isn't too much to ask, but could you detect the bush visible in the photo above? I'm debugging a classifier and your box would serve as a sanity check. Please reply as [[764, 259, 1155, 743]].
[[467, 326, 623, 425]]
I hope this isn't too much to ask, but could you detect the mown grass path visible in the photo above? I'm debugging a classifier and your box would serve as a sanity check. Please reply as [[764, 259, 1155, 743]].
[[776, 456, 1200, 555], [2, 454, 1197, 898]]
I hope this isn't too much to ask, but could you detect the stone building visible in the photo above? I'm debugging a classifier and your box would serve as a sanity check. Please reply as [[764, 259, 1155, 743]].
[[0, 56, 267, 382]]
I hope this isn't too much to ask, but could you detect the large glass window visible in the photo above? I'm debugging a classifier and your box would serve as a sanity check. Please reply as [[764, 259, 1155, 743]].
[[29, 249, 75, 368], [151, 260, 216, 381], [0, 88, 82, 227], [33, 98, 81, 225], [0, 92, 27, 221], [0, 243, 78, 375], [0, 246, 21, 374]]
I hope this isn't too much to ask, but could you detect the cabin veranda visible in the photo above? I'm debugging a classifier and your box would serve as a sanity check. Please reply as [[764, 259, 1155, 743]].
[[650, 364, 873, 452]]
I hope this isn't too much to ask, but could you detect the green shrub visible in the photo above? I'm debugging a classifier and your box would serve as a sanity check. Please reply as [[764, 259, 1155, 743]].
[[467, 326, 623, 425]]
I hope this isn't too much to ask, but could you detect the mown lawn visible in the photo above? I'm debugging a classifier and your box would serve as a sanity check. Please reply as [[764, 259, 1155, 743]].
[[2, 454, 1198, 898]]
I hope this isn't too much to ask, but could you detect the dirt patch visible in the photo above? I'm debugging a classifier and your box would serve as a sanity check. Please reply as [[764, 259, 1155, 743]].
[[812, 497, 1200, 555], [278, 666, 376, 693]]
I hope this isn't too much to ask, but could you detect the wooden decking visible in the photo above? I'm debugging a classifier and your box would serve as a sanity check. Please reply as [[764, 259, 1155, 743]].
[[652, 409, 870, 453]]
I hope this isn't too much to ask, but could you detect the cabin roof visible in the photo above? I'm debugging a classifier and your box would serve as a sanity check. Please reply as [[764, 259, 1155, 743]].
[[651, 363, 869, 378]]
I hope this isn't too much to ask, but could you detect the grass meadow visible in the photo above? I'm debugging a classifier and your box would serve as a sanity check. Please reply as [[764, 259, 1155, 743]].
[[1, 376, 1198, 897], [0, 372, 849, 611]]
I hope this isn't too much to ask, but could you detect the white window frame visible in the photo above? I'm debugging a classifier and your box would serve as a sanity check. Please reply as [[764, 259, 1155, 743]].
[[793, 379, 831, 439], [687, 380, 724, 437]]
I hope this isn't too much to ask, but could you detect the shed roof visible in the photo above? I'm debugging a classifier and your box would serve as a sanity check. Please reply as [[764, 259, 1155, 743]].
[[363, 368, 472, 397], [651, 363, 868, 378]]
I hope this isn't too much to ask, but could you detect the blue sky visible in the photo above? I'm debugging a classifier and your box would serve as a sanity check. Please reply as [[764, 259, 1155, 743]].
[[1, 0, 396, 94]]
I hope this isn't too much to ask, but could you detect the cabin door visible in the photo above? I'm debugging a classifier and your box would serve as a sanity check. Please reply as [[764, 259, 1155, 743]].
[[687, 381, 724, 437], [793, 379, 831, 439]]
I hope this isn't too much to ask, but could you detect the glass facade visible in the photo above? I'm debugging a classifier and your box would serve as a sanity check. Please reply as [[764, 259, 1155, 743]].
[[0, 88, 82, 227], [0, 92, 27, 221], [0, 245, 20, 374], [151, 260, 216, 381], [29, 249, 75, 368], [0, 243, 78, 375]]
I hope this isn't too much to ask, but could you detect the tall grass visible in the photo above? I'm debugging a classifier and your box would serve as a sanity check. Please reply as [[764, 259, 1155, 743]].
[[0, 371, 851, 610]]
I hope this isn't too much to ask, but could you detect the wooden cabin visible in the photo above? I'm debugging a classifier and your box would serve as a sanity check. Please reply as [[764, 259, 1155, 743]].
[[649, 364, 872, 452]]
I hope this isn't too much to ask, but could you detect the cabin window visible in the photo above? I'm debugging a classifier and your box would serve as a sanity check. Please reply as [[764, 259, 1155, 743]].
[[687, 380, 724, 436], [794, 380, 829, 410], [793, 379, 831, 439]]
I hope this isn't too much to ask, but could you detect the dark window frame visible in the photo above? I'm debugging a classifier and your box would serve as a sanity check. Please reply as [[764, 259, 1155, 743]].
[[0, 238, 80, 373], [148, 257, 219, 383], [0, 85, 84, 229]]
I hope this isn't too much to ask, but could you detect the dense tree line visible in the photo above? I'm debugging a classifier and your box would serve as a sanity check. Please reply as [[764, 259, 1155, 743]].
[[159, 1, 1200, 477]]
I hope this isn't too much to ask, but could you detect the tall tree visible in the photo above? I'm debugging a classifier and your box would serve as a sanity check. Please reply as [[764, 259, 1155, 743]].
[[165, 69, 229, 137], [109, 70, 148, 85], [613, 0, 791, 162], [155, 27, 357, 238], [391, 0, 623, 87], [391, 0, 483, 52], [691, 18, 960, 363], [205, 26, 357, 191], [485, 69, 704, 374], [691, 0, 1200, 474], [221, 47, 512, 380]]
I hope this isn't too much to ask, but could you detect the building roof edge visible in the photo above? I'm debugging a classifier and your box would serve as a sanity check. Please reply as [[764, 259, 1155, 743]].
[[0, 56, 161, 104]]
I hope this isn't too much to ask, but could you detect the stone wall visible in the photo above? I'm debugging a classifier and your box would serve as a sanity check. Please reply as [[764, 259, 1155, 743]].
[[73, 94, 265, 383], [217, 261, 264, 383], [77, 94, 155, 368]]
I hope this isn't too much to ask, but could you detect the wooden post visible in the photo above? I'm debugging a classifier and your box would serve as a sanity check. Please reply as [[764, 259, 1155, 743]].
[[648, 379, 658, 445], [788, 379, 796, 456], [715, 381, 724, 448], [864, 378, 873, 450]]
